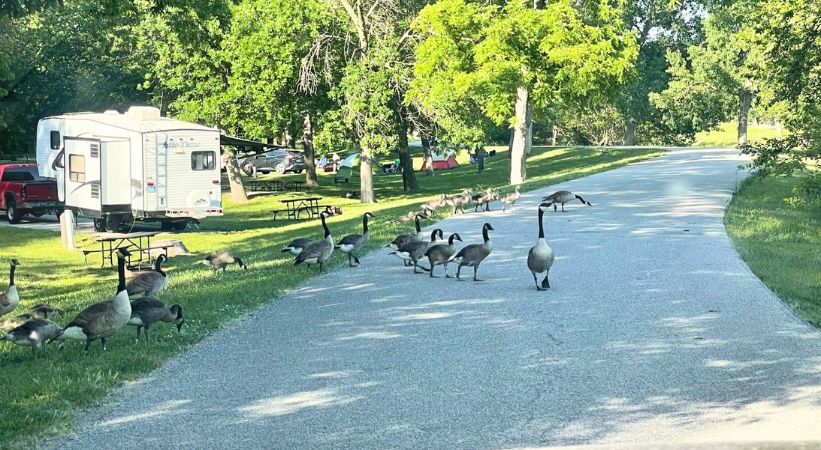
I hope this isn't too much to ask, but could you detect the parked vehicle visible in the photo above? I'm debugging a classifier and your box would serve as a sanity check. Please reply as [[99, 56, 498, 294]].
[[36, 106, 222, 232], [237, 149, 306, 176], [0, 164, 63, 223]]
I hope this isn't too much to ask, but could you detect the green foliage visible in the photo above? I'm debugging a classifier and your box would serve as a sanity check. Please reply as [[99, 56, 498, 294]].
[[410, 0, 637, 147]]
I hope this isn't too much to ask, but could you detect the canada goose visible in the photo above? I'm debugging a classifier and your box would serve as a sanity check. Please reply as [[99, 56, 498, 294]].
[[128, 297, 184, 341], [542, 190, 592, 212], [294, 211, 334, 273], [473, 188, 499, 212], [1, 313, 32, 332], [388, 214, 425, 251], [425, 233, 462, 278], [28, 303, 65, 320], [447, 189, 473, 214], [202, 251, 248, 272], [421, 194, 449, 213], [336, 212, 374, 267], [449, 223, 494, 281], [527, 203, 556, 290], [501, 186, 521, 211], [282, 238, 313, 256], [3, 319, 62, 355], [390, 229, 443, 273], [0, 259, 21, 318], [126, 254, 169, 299], [51, 248, 132, 351]]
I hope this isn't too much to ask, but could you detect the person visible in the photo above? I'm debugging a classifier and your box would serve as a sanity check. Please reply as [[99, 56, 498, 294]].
[[319, 155, 329, 170], [332, 152, 340, 172]]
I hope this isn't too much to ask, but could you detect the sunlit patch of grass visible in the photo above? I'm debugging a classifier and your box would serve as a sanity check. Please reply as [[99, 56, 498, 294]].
[[694, 122, 783, 148], [725, 175, 821, 327], [0, 145, 664, 447]]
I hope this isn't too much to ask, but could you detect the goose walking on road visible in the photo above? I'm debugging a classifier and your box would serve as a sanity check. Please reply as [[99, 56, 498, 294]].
[[51, 249, 132, 351], [501, 186, 521, 211], [450, 223, 494, 281], [542, 190, 592, 212], [391, 229, 443, 273], [527, 203, 555, 290], [0, 259, 21, 318], [336, 212, 373, 267], [294, 211, 334, 273], [425, 233, 462, 278]]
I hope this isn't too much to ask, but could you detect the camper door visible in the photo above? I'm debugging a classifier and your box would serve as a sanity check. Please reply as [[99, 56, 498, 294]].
[[64, 138, 102, 214]]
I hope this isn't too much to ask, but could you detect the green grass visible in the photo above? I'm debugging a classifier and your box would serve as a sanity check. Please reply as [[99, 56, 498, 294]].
[[0, 145, 665, 447], [693, 122, 783, 147], [725, 174, 821, 327]]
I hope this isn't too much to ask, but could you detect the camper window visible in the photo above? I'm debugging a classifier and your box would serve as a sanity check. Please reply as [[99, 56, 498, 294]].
[[50, 130, 61, 149], [191, 151, 216, 171], [69, 154, 86, 182]]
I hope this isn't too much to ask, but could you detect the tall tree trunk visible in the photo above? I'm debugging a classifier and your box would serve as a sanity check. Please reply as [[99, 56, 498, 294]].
[[510, 85, 530, 185], [421, 133, 434, 176], [359, 148, 375, 203], [476, 145, 485, 173], [551, 126, 558, 146], [302, 113, 318, 188], [737, 90, 752, 145], [397, 119, 419, 192], [285, 126, 296, 148], [508, 127, 514, 159], [223, 148, 248, 203], [624, 118, 636, 145], [526, 101, 533, 155]]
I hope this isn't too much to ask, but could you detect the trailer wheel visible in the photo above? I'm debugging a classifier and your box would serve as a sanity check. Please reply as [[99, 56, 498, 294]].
[[6, 198, 22, 224], [93, 218, 107, 232]]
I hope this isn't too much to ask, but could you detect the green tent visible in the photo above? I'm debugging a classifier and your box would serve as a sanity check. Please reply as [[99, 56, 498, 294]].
[[334, 153, 376, 184]]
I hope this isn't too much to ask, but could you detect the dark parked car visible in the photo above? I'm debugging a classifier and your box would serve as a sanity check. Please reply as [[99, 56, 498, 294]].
[[237, 149, 306, 176]]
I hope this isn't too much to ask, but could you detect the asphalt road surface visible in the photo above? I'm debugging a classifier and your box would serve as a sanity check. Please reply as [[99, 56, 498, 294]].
[[56, 148, 821, 449]]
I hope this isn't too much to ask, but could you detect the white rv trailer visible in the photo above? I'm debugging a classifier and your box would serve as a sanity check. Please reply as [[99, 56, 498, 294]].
[[36, 106, 222, 231]]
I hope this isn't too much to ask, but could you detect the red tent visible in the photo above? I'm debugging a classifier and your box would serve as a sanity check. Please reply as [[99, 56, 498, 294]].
[[419, 154, 459, 171]]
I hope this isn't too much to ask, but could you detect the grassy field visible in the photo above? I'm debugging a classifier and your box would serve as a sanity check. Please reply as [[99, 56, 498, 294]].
[[693, 122, 783, 147], [725, 174, 821, 327], [0, 145, 665, 447]]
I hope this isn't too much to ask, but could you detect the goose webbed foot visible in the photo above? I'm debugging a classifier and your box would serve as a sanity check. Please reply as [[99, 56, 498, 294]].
[[541, 273, 551, 289]]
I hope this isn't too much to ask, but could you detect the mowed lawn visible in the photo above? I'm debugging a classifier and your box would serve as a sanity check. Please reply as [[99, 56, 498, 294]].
[[0, 146, 665, 446], [693, 122, 783, 147], [725, 174, 821, 327]]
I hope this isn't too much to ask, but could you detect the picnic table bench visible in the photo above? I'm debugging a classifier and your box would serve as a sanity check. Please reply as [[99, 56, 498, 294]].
[[271, 196, 326, 220], [81, 231, 172, 270]]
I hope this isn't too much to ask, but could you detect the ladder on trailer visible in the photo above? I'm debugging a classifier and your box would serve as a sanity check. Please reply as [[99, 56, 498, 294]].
[[154, 133, 169, 209]]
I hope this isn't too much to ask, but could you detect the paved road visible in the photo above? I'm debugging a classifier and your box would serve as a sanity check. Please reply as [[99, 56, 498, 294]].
[[57, 148, 821, 449], [0, 213, 93, 232]]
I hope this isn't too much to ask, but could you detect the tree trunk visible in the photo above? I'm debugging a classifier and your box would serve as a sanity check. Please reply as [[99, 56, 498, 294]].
[[421, 133, 434, 176], [302, 113, 319, 188], [223, 148, 248, 203], [359, 147, 375, 203], [551, 126, 558, 146], [775, 119, 782, 139], [510, 85, 530, 185], [508, 127, 514, 158], [624, 118, 636, 146], [737, 90, 752, 145], [526, 101, 533, 155], [397, 120, 419, 192], [476, 145, 485, 173], [285, 126, 296, 148]]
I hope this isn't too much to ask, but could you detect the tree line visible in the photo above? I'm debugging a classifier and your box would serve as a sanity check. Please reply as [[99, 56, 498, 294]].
[[0, 0, 818, 202]]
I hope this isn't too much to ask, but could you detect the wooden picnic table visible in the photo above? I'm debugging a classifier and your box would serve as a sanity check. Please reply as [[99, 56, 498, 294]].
[[275, 196, 324, 220], [86, 231, 164, 269], [245, 179, 305, 193]]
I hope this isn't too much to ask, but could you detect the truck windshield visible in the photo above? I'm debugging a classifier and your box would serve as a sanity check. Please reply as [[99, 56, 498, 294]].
[[1, 168, 40, 182]]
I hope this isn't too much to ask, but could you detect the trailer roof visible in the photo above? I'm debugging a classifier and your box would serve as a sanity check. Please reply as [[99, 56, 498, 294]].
[[44, 111, 217, 134]]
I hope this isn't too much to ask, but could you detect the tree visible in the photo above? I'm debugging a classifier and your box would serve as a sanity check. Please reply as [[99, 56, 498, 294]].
[[411, 0, 637, 184]]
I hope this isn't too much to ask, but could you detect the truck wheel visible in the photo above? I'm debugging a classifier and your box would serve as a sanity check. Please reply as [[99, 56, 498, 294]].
[[275, 163, 286, 174], [6, 199, 22, 224], [242, 163, 255, 177], [93, 218, 107, 232]]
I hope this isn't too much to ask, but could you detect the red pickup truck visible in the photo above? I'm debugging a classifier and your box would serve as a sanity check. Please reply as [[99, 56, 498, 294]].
[[0, 164, 63, 223]]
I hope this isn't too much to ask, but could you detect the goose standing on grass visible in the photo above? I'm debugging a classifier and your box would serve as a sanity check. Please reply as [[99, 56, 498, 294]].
[[336, 212, 374, 267], [28, 303, 65, 320], [542, 190, 592, 212], [128, 297, 184, 341], [1, 313, 32, 332], [527, 203, 555, 290], [126, 254, 169, 299], [51, 248, 132, 351], [202, 251, 248, 272], [3, 318, 62, 355], [0, 259, 21, 318], [294, 211, 334, 273], [425, 233, 462, 278], [281, 237, 313, 256], [391, 229, 443, 273], [450, 223, 494, 281], [501, 186, 521, 211]]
